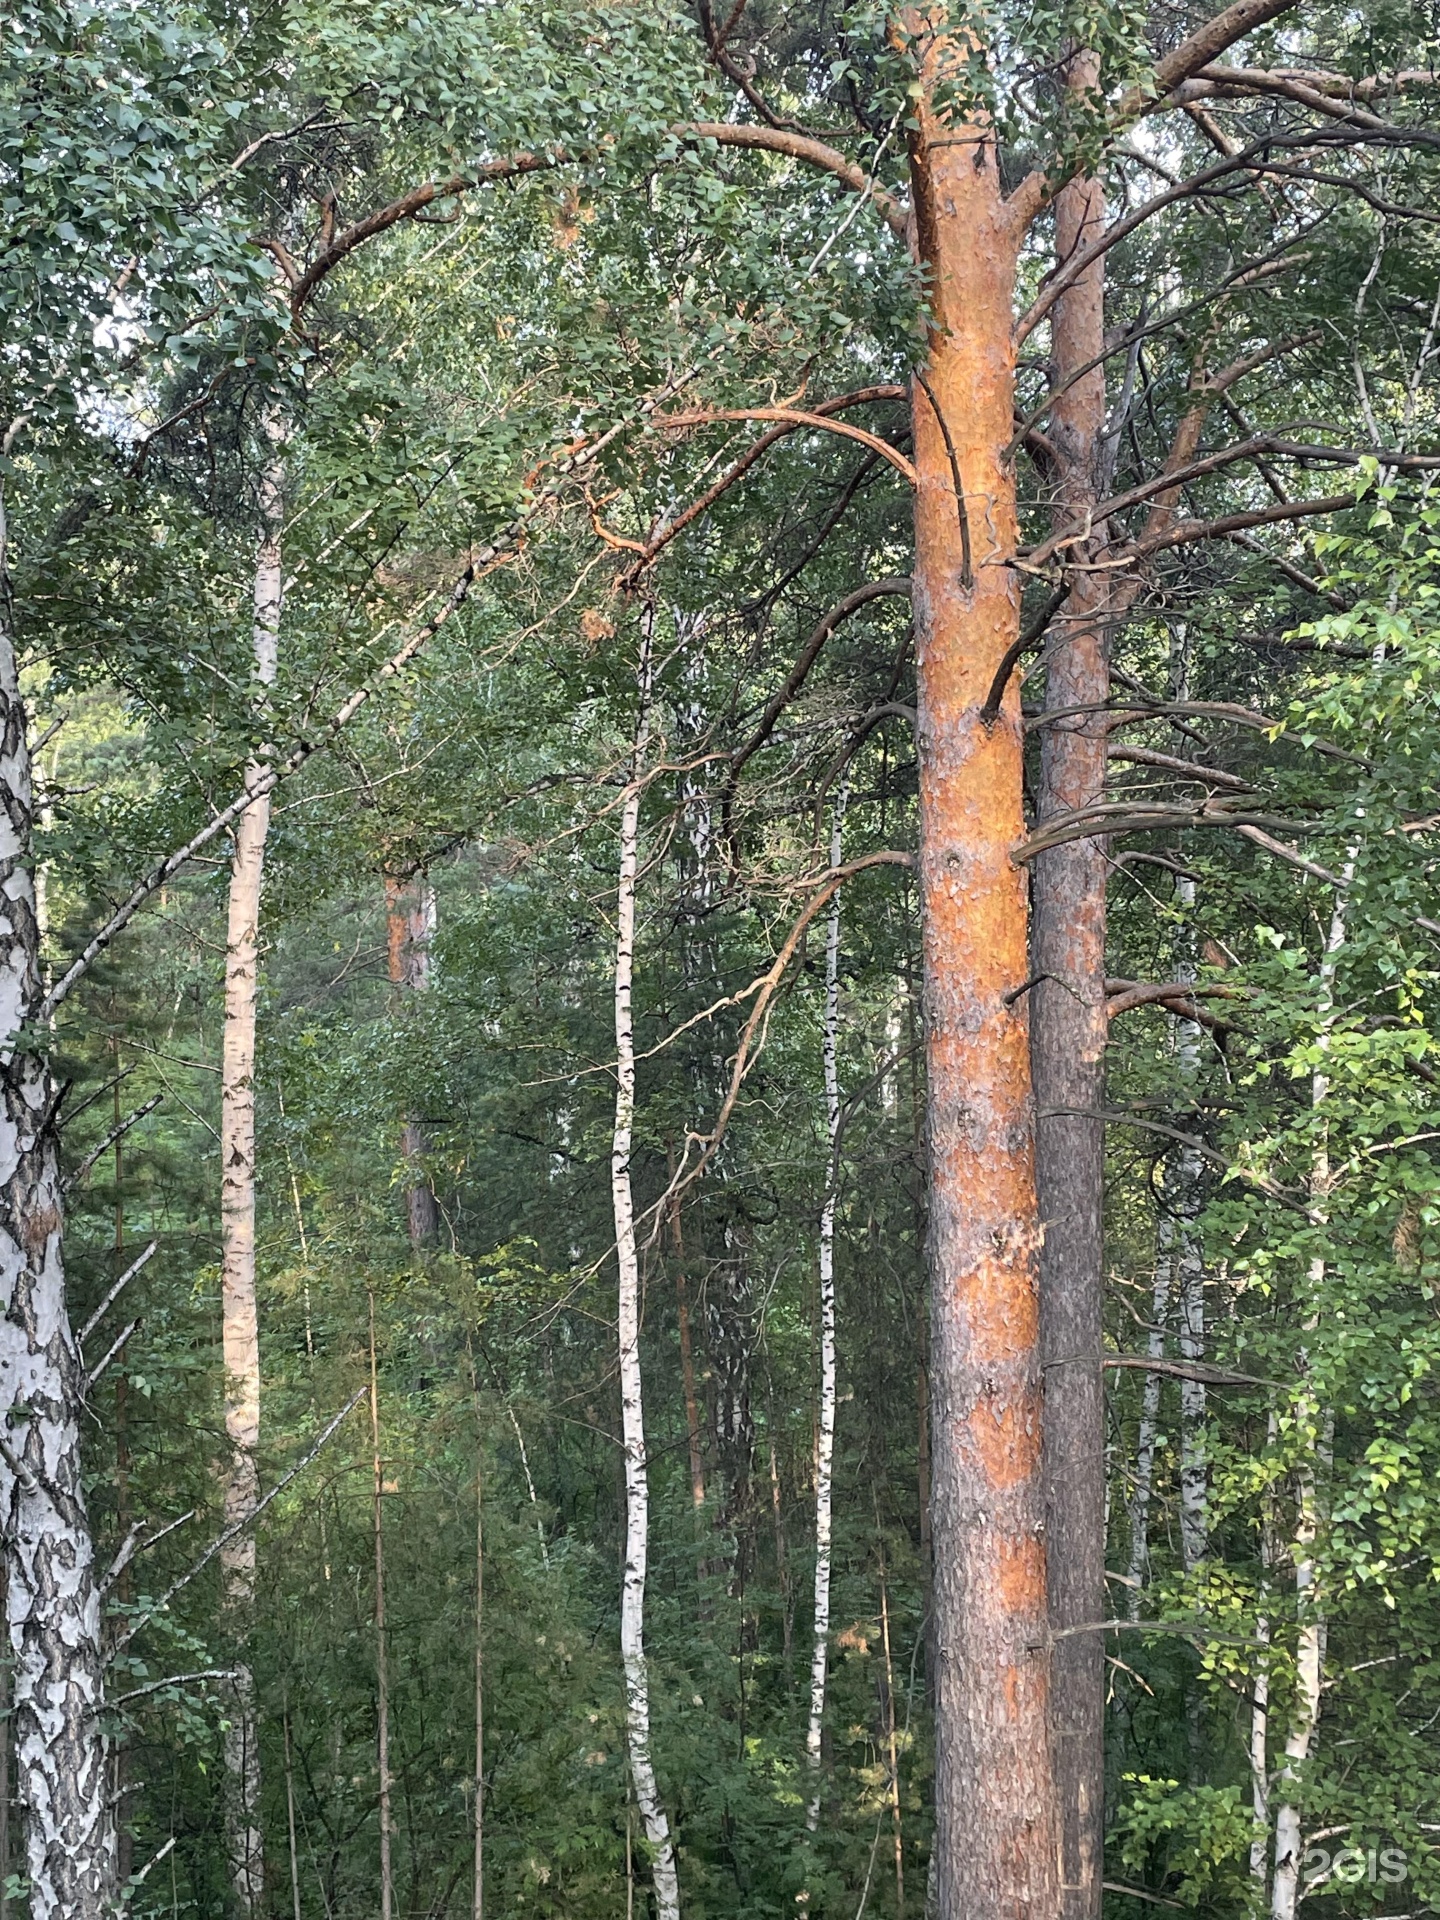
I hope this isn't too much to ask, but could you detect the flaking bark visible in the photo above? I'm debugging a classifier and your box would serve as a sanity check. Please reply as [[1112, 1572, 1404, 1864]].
[[0, 479, 114, 1917], [904, 18, 1060, 1912]]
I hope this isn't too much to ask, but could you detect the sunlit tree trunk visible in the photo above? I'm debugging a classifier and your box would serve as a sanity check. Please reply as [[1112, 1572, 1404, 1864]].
[[220, 434, 283, 1917], [1032, 94, 1109, 1918], [805, 779, 846, 1827], [612, 622, 680, 1920], [905, 21, 1059, 1910], [0, 464, 114, 1918]]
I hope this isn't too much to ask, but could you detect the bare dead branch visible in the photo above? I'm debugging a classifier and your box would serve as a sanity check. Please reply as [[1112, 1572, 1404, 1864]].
[[1017, 797, 1319, 858], [79, 1241, 158, 1344], [63, 1095, 163, 1194], [86, 1319, 140, 1394], [728, 578, 913, 784], [1108, 744, 1254, 789], [1103, 1354, 1275, 1386], [620, 386, 905, 584], [979, 584, 1072, 726], [109, 1387, 367, 1659]]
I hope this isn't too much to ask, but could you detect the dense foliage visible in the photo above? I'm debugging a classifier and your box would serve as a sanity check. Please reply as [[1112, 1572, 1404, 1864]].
[[4, 0, 1440, 1914]]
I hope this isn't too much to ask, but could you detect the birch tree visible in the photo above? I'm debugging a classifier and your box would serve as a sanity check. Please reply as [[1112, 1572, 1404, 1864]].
[[612, 620, 679, 1920], [805, 777, 847, 1828], [0, 441, 114, 1920], [219, 421, 284, 1919]]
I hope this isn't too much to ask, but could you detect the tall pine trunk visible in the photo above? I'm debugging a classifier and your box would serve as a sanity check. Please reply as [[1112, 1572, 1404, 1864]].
[[612, 623, 680, 1920], [905, 27, 1059, 1913], [220, 437, 283, 1916], [1032, 105, 1110, 1920], [0, 467, 115, 1917]]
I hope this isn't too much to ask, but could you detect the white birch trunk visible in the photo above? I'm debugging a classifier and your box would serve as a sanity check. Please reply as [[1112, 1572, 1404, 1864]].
[[0, 464, 115, 1915], [1126, 1216, 1173, 1618], [220, 434, 283, 1915], [1269, 1420, 1329, 1920], [1176, 1215, 1208, 1574], [1173, 874, 1208, 1575], [1250, 1414, 1278, 1891], [1271, 889, 1347, 1920], [806, 779, 847, 1828], [612, 625, 680, 1920]]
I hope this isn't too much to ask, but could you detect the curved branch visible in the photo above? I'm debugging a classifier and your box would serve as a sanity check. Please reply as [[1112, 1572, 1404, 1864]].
[[1130, 493, 1352, 558], [677, 123, 909, 236], [676, 851, 915, 1193], [287, 151, 563, 318], [1016, 798, 1319, 859], [979, 583, 1071, 726], [1029, 429, 1434, 568], [1016, 142, 1275, 345], [655, 405, 917, 485], [619, 385, 905, 585], [728, 578, 914, 786]]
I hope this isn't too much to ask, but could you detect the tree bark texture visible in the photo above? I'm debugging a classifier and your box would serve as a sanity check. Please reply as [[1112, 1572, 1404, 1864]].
[[612, 636, 680, 1920], [805, 780, 846, 1828], [1271, 893, 1345, 1920], [384, 873, 439, 1248], [1032, 122, 1110, 1920], [1172, 878, 1209, 1577], [220, 441, 283, 1917], [1126, 1218, 1174, 1619], [0, 482, 114, 1917], [905, 24, 1060, 1914]]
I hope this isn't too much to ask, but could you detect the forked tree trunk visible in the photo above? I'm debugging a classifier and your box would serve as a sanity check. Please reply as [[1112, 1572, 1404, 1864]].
[[1032, 109, 1110, 1920], [612, 630, 680, 1920], [805, 780, 846, 1827], [220, 438, 283, 1917], [905, 27, 1059, 1912], [384, 874, 439, 1248], [0, 506, 114, 1916]]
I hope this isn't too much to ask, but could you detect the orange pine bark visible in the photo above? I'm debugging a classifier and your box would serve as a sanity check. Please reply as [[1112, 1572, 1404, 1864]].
[[904, 17, 1060, 1914]]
